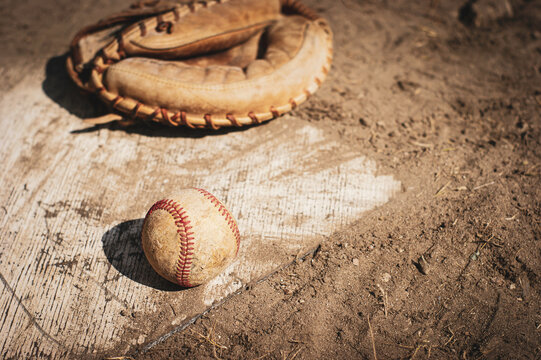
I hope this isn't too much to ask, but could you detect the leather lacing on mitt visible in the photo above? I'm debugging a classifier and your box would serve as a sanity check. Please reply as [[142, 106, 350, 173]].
[[67, 0, 333, 129]]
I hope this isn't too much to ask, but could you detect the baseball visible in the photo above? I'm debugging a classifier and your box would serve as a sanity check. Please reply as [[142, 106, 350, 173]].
[[141, 188, 240, 287]]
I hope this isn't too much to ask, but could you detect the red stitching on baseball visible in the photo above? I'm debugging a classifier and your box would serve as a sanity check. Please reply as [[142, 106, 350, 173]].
[[194, 188, 240, 255], [145, 199, 194, 287]]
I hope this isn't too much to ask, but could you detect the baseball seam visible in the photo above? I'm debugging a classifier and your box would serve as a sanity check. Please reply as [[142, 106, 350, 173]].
[[194, 188, 241, 255], [146, 199, 195, 287]]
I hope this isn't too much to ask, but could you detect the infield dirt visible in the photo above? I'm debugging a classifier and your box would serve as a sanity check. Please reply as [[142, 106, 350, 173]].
[[137, 1, 541, 358]]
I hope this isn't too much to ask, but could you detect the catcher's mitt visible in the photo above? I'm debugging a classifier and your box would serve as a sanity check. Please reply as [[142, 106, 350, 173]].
[[67, 0, 333, 129]]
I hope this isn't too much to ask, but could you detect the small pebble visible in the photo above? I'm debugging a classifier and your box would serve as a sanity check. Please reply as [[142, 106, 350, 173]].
[[417, 255, 429, 275], [509, 283, 516, 290], [137, 335, 145, 345], [352, 258, 359, 266], [381, 273, 391, 282]]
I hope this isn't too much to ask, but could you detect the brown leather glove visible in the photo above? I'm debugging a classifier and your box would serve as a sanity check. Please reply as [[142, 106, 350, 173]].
[[67, 0, 333, 129]]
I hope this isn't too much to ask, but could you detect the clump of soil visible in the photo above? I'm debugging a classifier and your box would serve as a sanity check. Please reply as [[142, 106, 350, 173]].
[[132, 0, 540, 358]]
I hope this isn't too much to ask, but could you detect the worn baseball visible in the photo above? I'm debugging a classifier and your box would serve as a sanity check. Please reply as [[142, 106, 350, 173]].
[[141, 188, 240, 287]]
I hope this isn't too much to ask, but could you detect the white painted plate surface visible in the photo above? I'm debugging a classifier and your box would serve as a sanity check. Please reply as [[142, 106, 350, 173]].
[[0, 74, 400, 358]]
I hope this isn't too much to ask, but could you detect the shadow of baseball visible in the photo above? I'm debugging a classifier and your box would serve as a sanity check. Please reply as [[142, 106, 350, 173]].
[[101, 218, 181, 291]]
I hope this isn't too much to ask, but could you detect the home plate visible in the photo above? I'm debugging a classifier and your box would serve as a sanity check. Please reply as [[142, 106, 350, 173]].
[[0, 75, 401, 358]]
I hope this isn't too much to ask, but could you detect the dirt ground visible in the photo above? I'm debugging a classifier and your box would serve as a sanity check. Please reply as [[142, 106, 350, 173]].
[[2, 0, 540, 358], [133, 1, 540, 359]]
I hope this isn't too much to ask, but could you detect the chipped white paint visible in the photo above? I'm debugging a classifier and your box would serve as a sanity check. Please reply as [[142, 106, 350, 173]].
[[202, 236, 282, 307], [202, 260, 250, 307], [0, 73, 400, 359], [199, 127, 397, 242]]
